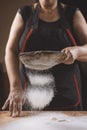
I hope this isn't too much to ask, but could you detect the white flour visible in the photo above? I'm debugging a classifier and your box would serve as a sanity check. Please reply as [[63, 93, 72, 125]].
[[28, 73, 54, 86], [27, 88, 54, 110], [26, 71, 55, 110], [0, 112, 87, 130]]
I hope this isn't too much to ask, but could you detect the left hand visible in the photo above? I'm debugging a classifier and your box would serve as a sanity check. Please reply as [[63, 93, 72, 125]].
[[2, 87, 26, 117], [61, 46, 79, 65]]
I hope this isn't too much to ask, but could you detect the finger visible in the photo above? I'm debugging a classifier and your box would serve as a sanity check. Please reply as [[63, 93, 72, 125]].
[[9, 100, 13, 116], [64, 51, 72, 61], [12, 102, 17, 118], [2, 99, 9, 110], [61, 48, 68, 53], [62, 50, 73, 64], [22, 97, 26, 105], [18, 102, 22, 117], [10, 111, 13, 117], [66, 51, 73, 61]]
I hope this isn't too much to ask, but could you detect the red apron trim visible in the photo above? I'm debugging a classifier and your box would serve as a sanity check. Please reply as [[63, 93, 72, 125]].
[[48, 74, 80, 110], [21, 28, 33, 52], [21, 28, 33, 92], [62, 74, 80, 109], [66, 28, 77, 46], [73, 74, 80, 106]]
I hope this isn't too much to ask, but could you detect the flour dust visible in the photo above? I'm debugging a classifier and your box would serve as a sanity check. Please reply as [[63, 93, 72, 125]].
[[1, 112, 87, 130], [26, 70, 56, 110]]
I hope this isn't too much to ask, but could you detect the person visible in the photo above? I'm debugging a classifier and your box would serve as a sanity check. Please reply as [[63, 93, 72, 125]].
[[2, 0, 87, 117]]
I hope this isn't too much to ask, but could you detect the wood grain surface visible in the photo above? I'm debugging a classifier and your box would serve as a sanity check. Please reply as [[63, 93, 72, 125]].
[[0, 111, 87, 125]]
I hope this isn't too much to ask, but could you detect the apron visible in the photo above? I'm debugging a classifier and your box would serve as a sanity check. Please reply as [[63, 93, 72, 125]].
[[19, 2, 82, 110]]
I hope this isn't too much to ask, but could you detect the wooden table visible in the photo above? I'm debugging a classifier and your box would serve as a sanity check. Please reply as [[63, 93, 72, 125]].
[[0, 111, 87, 130]]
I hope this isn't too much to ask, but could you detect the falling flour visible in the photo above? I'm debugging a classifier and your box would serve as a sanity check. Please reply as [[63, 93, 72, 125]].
[[26, 70, 55, 110], [27, 88, 54, 110]]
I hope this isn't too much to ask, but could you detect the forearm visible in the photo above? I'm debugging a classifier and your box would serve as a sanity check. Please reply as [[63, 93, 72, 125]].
[[5, 49, 22, 90], [76, 44, 87, 62], [77, 55, 87, 62]]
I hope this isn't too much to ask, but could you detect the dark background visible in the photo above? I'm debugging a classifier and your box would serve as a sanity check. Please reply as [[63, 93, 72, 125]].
[[0, 0, 34, 110], [60, 0, 87, 20], [0, 0, 87, 110]]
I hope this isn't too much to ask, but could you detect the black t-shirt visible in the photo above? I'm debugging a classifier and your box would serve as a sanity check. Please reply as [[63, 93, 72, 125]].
[[18, 5, 77, 26]]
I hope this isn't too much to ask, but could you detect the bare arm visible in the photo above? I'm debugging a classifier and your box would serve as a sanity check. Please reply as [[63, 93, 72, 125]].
[[73, 9, 87, 45], [5, 12, 24, 89], [62, 9, 87, 64], [2, 12, 26, 117], [73, 10, 87, 61]]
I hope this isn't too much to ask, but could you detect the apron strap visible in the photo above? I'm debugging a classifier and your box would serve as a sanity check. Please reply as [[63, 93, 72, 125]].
[[58, 3, 77, 46]]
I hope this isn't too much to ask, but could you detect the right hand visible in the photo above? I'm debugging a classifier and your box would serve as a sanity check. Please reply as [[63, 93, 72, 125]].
[[2, 87, 26, 117]]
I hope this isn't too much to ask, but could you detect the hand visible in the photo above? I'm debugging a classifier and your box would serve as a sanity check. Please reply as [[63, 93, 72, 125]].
[[2, 87, 26, 117], [61, 46, 79, 65]]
